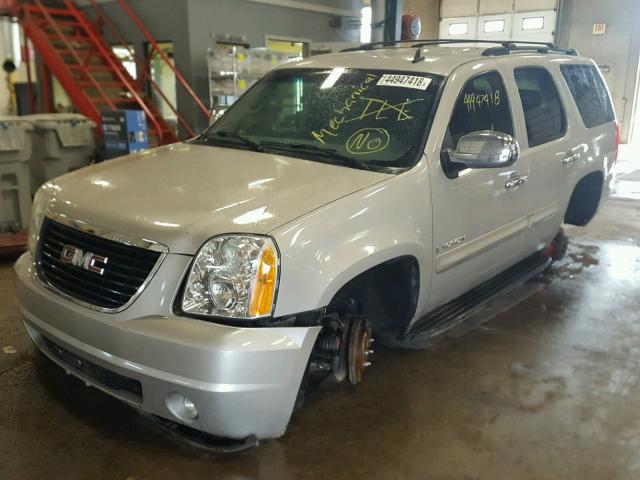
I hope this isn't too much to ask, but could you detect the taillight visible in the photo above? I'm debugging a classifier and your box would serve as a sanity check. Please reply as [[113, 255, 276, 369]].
[[615, 122, 621, 163]]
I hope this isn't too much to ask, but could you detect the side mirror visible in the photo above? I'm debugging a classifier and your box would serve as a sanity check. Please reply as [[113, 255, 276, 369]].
[[448, 130, 519, 169]]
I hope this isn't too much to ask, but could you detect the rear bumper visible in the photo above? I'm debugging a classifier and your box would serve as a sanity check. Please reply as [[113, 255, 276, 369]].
[[14, 253, 320, 439]]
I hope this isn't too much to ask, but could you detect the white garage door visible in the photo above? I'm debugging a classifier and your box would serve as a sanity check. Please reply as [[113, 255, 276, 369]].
[[440, 16, 478, 42], [439, 0, 557, 45], [512, 10, 556, 43], [477, 14, 514, 42]]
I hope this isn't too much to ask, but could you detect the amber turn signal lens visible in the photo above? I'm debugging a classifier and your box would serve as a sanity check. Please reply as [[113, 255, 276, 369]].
[[249, 244, 278, 317]]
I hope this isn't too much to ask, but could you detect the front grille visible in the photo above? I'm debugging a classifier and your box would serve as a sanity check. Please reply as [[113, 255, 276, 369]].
[[43, 336, 143, 403], [37, 218, 162, 310]]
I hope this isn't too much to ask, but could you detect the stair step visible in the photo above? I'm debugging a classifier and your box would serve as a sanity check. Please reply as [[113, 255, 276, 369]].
[[35, 19, 83, 29], [40, 25, 84, 36], [53, 47, 94, 55], [47, 19, 83, 29], [83, 82, 145, 92], [77, 81, 127, 88], [68, 65, 112, 71], [61, 57, 110, 67], [48, 40, 92, 50], [23, 5, 76, 17], [44, 32, 90, 40], [91, 97, 151, 106], [47, 36, 92, 47]]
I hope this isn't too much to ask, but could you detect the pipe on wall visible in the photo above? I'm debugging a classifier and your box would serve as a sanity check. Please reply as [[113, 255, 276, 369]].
[[1, 16, 20, 71], [371, 0, 402, 42]]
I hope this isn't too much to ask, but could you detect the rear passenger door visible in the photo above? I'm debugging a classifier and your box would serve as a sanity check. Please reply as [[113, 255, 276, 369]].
[[509, 65, 571, 254]]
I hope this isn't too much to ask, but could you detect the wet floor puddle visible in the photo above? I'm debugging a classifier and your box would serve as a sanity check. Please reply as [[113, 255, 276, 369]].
[[552, 243, 600, 279]]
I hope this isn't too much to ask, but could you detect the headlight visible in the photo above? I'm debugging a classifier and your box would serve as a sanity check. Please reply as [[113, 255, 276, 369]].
[[181, 235, 279, 319], [27, 183, 53, 258]]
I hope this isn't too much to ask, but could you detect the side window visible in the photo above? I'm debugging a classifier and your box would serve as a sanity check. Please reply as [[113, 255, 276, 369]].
[[447, 71, 513, 149], [561, 64, 615, 128], [514, 67, 567, 147]]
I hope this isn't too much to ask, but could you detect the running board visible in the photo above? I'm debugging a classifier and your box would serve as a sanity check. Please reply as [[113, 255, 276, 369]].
[[403, 251, 551, 341]]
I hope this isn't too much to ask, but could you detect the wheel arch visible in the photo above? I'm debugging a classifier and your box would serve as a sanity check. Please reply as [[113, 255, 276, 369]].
[[325, 254, 421, 335], [565, 170, 605, 226]]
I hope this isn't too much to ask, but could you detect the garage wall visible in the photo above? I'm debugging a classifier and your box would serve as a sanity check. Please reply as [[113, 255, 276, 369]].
[[439, 0, 558, 43], [440, 0, 557, 17], [403, 0, 439, 38], [556, 0, 640, 143], [84, 0, 361, 134], [186, 0, 361, 131]]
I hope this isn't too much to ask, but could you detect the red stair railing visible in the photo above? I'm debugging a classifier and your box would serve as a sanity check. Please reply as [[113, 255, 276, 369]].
[[19, 2, 102, 123], [87, 0, 196, 137], [10, 0, 206, 143], [115, 0, 210, 122], [32, 0, 115, 110], [59, 0, 167, 144]]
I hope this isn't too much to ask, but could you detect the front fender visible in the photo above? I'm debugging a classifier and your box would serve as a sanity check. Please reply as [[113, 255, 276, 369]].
[[270, 166, 432, 318]]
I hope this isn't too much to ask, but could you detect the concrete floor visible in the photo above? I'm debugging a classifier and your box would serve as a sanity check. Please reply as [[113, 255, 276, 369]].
[[2, 169, 640, 479]]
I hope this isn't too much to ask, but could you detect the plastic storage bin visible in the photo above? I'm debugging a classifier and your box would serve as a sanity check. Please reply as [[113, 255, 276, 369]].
[[0, 116, 33, 231], [27, 113, 96, 193]]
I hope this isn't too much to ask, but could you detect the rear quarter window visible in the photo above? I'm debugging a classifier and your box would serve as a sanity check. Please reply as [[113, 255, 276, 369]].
[[561, 64, 615, 128]]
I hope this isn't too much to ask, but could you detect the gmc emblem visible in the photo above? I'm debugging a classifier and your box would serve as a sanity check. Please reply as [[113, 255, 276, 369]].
[[60, 245, 109, 275]]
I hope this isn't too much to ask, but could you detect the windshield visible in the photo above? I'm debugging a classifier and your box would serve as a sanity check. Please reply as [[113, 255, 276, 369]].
[[196, 68, 443, 172]]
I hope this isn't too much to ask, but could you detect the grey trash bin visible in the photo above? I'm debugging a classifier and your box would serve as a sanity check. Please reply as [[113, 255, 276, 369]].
[[27, 113, 96, 193], [0, 116, 33, 231]]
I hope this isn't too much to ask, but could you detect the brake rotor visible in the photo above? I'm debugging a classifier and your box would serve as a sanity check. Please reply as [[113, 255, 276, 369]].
[[347, 316, 373, 385]]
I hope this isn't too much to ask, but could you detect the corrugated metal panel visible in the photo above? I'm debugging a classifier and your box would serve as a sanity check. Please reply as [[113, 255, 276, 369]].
[[479, 0, 514, 15], [515, 0, 558, 12], [441, 0, 559, 19], [440, 0, 478, 19]]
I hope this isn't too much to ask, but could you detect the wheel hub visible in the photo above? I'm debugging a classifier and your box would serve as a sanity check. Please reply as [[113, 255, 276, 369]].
[[347, 316, 373, 385]]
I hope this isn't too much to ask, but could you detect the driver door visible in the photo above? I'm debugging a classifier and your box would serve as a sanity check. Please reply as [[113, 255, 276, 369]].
[[427, 67, 531, 308]]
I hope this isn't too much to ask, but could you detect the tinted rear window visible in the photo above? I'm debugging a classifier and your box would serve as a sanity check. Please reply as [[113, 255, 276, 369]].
[[515, 67, 566, 147], [561, 64, 614, 128]]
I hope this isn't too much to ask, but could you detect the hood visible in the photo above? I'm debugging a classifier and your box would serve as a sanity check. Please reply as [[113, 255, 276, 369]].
[[44, 143, 391, 254]]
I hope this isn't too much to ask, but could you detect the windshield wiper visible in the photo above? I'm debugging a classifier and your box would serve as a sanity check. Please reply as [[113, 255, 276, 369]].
[[203, 130, 267, 153], [267, 142, 371, 171]]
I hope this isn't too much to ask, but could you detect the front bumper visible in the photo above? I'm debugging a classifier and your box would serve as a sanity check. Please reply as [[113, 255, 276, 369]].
[[14, 253, 320, 439]]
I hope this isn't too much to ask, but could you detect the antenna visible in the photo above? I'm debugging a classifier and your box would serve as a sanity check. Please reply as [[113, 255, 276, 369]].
[[412, 47, 425, 64]]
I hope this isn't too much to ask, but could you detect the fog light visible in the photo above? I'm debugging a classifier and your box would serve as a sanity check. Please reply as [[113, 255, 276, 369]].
[[183, 397, 199, 419], [165, 392, 199, 423]]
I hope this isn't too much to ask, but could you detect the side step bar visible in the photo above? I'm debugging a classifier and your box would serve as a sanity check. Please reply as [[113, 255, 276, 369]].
[[403, 251, 551, 342]]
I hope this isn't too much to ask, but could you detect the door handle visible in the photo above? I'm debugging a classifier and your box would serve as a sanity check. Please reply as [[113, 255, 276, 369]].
[[562, 152, 579, 164], [505, 174, 527, 189]]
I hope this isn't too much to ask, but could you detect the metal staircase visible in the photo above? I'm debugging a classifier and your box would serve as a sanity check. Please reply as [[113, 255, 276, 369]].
[[9, 0, 209, 145]]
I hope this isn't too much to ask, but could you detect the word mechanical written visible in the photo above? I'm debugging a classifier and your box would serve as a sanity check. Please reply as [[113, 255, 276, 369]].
[[311, 75, 424, 145], [311, 74, 377, 144]]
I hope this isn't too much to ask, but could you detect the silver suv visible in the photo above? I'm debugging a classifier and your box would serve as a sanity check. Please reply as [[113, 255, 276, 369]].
[[15, 40, 618, 443]]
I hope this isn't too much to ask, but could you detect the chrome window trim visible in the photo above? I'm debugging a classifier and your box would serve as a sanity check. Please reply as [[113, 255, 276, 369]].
[[35, 212, 169, 314]]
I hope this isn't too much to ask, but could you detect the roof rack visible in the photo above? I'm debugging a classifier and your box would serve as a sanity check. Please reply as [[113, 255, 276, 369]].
[[340, 38, 578, 58], [481, 43, 579, 56]]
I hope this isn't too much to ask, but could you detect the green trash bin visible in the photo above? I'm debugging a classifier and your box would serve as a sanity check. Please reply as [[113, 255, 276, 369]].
[[0, 116, 33, 231], [27, 113, 96, 194]]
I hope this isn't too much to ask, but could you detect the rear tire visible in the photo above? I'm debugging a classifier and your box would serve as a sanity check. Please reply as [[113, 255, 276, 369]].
[[551, 228, 569, 261], [544, 228, 569, 267]]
